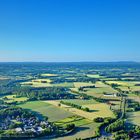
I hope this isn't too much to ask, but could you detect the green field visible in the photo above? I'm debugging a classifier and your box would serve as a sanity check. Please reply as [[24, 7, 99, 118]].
[[47, 100, 115, 120], [2, 95, 28, 103], [74, 82, 94, 88], [55, 116, 92, 127], [21, 79, 74, 88], [41, 73, 58, 77], [106, 81, 140, 86], [21, 78, 52, 87], [18, 101, 74, 121], [54, 82, 74, 88], [128, 111, 140, 126], [87, 74, 103, 78], [61, 99, 98, 106], [84, 87, 118, 98], [54, 122, 100, 140], [106, 81, 140, 92]]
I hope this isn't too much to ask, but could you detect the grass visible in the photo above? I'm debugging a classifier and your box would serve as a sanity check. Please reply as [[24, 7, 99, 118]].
[[21, 78, 52, 87], [55, 116, 92, 127], [72, 81, 118, 98], [127, 111, 140, 126], [61, 99, 98, 106], [95, 81, 109, 87], [84, 87, 118, 98], [54, 122, 100, 140], [41, 73, 58, 77], [18, 101, 74, 122], [2, 95, 28, 103], [53, 82, 74, 88], [46, 100, 115, 120], [106, 80, 140, 92], [74, 82, 94, 88], [32, 78, 52, 83], [87, 74, 103, 78], [0, 76, 9, 80], [106, 81, 140, 87], [82, 103, 115, 119], [21, 79, 74, 88]]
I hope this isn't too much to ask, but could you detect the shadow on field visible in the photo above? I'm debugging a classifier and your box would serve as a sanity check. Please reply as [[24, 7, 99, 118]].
[[68, 126, 90, 136], [24, 109, 44, 119], [89, 109, 99, 112]]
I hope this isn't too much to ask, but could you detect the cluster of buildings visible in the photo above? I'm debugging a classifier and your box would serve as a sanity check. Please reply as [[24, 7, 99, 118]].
[[0, 115, 54, 135]]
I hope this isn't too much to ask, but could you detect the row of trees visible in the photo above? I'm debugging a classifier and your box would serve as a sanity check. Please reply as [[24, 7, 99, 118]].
[[0, 106, 34, 120], [15, 87, 75, 101], [105, 119, 125, 133], [60, 101, 90, 112]]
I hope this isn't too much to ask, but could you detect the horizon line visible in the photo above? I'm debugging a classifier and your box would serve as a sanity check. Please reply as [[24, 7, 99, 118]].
[[0, 61, 139, 63]]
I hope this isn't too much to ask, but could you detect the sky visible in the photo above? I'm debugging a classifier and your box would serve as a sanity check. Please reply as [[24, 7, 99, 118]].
[[0, 0, 140, 62]]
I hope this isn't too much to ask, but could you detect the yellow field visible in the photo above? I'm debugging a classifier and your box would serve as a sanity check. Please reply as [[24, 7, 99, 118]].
[[106, 81, 140, 86], [95, 81, 109, 87], [0, 76, 9, 80], [87, 74, 102, 78], [2, 95, 28, 103], [128, 111, 140, 126], [44, 100, 115, 120], [74, 82, 94, 88], [106, 81, 140, 92], [21, 78, 52, 87], [41, 73, 58, 77], [32, 78, 52, 83]]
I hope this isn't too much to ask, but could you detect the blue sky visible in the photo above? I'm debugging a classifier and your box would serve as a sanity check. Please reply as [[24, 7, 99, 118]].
[[0, 0, 140, 62]]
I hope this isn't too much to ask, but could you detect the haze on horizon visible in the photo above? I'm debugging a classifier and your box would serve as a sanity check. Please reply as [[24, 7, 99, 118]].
[[0, 0, 140, 62]]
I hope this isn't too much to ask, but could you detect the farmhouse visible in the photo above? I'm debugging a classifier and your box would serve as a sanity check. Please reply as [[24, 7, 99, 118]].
[[15, 127, 22, 132], [103, 93, 117, 97]]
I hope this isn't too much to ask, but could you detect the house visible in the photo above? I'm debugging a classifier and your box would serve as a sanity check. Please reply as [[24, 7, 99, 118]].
[[103, 93, 117, 97], [36, 126, 44, 132], [15, 127, 22, 132]]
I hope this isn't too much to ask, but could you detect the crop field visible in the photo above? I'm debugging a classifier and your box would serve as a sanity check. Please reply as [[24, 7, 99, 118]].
[[1, 62, 140, 139], [0, 76, 9, 80], [46, 100, 115, 120], [21, 79, 74, 88], [72, 81, 118, 98], [127, 111, 140, 126], [21, 82, 52, 87], [73, 82, 94, 88], [2, 95, 28, 103], [128, 94, 140, 103], [41, 73, 58, 77], [54, 122, 100, 140], [109, 101, 121, 110], [106, 81, 140, 86], [54, 82, 74, 88], [61, 99, 98, 106], [55, 116, 92, 127], [87, 74, 103, 78], [18, 101, 74, 122], [21, 78, 52, 87], [95, 81, 109, 87], [32, 78, 52, 83], [84, 87, 118, 97], [82, 103, 115, 118], [106, 81, 140, 91]]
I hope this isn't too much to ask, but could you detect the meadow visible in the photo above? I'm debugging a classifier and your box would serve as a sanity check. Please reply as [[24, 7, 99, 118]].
[[61, 99, 98, 106], [18, 101, 74, 121], [106, 81, 140, 92], [45, 100, 115, 120], [1, 62, 140, 139], [41, 73, 58, 77], [127, 111, 140, 126], [1, 95, 28, 103], [55, 116, 92, 127]]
